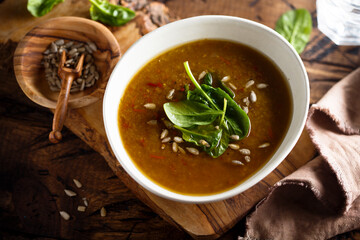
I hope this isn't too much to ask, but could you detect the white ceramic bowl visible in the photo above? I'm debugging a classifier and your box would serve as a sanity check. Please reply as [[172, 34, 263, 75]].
[[103, 16, 309, 203]]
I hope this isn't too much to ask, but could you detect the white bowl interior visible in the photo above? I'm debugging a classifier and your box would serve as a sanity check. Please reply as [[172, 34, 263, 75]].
[[103, 16, 309, 203]]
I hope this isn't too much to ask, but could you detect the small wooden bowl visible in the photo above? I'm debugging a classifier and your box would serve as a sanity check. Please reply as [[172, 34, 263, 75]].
[[14, 17, 120, 109]]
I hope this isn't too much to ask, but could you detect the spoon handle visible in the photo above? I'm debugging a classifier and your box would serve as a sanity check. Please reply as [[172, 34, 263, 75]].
[[49, 75, 74, 143]]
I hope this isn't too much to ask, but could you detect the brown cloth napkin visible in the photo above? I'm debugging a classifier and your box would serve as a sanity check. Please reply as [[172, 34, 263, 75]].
[[242, 68, 360, 240]]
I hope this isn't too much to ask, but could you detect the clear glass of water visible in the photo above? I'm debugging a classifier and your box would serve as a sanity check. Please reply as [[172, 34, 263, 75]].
[[317, 0, 360, 45]]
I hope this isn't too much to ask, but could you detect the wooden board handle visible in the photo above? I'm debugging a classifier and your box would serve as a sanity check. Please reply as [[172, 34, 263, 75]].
[[49, 75, 74, 143]]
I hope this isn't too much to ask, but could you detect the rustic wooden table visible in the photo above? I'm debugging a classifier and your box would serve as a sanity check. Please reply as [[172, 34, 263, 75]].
[[1, 0, 359, 239]]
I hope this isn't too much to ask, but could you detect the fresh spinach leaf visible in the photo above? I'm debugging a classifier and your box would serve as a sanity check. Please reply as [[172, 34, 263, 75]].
[[209, 121, 230, 157], [275, 8, 312, 54], [89, 0, 135, 26], [163, 100, 223, 128], [202, 73, 213, 86], [219, 81, 235, 98], [27, 0, 64, 17], [201, 84, 250, 139]]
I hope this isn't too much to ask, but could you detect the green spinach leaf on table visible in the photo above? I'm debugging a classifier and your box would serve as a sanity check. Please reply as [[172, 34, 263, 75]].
[[27, 0, 64, 17], [89, 0, 135, 26], [275, 8, 312, 54]]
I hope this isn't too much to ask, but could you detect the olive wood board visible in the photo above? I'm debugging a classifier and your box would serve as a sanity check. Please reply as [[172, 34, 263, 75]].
[[60, 21, 317, 239]]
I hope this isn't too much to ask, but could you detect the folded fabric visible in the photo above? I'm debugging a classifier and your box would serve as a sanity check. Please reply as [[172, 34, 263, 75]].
[[242, 68, 360, 240]]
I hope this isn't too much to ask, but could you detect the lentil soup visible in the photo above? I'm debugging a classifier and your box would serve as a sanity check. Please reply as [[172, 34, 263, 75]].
[[118, 40, 292, 195]]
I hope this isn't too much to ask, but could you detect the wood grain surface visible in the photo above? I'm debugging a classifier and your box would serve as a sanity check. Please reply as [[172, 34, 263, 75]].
[[1, 0, 360, 239]]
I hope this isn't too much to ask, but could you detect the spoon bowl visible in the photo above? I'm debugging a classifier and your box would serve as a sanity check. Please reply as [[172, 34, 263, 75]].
[[14, 16, 120, 109]]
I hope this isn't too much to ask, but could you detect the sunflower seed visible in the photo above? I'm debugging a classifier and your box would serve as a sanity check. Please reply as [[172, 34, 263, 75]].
[[172, 142, 178, 153], [70, 87, 80, 93], [198, 71, 207, 80], [173, 136, 183, 143], [144, 103, 156, 110], [244, 156, 251, 162], [87, 42, 97, 52], [55, 79, 61, 89], [59, 211, 70, 220], [229, 82, 237, 90], [68, 48, 77, 55], [258, 142, 270, 148], [161, 137, 171, 143], [186, 147, 199, 155], [257, 83, 268, 89], [239, 148, 251, 155], [64, 41, 74, 48], [229, 144, 240, 150], [245, 80, 255, 88], [161, 144, 166, 150], [50, 42, 58, 53], [166, 89, 175, 100], [178, 146, 186, 154], [230, 135, 240, 140], [77, 206, 86, 212], [73, 179, 82, 188], [250, 91, 257, 103], [54, 39, 65, 46], [64, 189, 77, 197], [160, 129, 169, 139], [221, 76, 230, 82], [83, 197, 88, 207], [199, 139, 210, 147], [85, 45, 93, 54], [147, 120, 157, 125], [85, 54, 92, 63], [78, 47, 86, 53], [43, 49, 50, 55], [90, 65, 95, 74], [163, 119, 174, 129], [243, 106, 249, 114], [100, 207, 106, 217], [232, 160, 244, 165]]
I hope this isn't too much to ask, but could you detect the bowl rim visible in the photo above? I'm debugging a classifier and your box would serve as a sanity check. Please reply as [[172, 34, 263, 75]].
[[103, 15, 309, 203]]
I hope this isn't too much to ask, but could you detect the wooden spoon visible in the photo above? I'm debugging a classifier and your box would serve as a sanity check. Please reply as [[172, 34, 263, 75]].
[[49, 52, 85, 143]]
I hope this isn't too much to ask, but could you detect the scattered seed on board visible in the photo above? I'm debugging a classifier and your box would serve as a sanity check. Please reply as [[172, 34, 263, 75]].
[[173, 136, 183, 143], [239, 148, 251, 155], [64, 189, 77, 197], [198, 71, 207, 80], [161, 137, 171, 143], [166, 89, 175, 100], [232, 160, 244, 166], [229, 144, 240, 150], [147, 120, 157, 125], [199, 139, 210, 147], [243, 106, 249, 114], [83, 197, 89, 207], [245, 80, 255, 88], [160, 129, 169, 139], [257, 83, 268, 89], [229, 82, 237, 90], [77, 206, 86, 212], [100, 207, 106, 217], [230, 135, 240, 141], [244, 156, 251, 162], [172, 142, 178, 153], [161, 144, 166, 150], [186, 147, 199, 155], [73, 179, 82, 188], [250, 91, 257, 103], [258, 142, 270, 148], [144, 103, 156, 109], [87, 42, 97, 52], [60, 211, 70, 220], [178, 146, 186, 154], [221, 76, 230, 82]]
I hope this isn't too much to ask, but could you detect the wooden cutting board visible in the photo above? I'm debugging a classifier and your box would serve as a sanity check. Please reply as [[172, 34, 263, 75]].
[[5, 0, 359, 238]]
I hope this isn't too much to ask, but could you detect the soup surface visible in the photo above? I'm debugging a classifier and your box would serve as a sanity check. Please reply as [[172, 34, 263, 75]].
[[118, 40, 292, 195]]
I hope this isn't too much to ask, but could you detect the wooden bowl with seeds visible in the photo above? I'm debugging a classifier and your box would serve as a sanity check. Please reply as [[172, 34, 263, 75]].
[[14, 17, 120, 109]]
